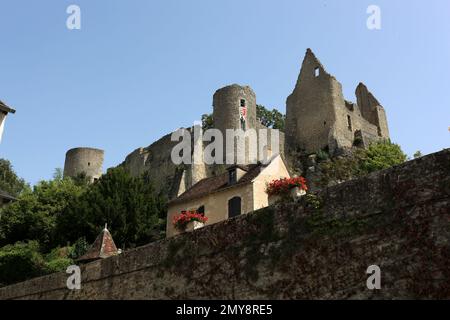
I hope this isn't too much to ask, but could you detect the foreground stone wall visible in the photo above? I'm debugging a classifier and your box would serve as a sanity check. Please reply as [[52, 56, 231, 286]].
[[1, 149, 449, 300]]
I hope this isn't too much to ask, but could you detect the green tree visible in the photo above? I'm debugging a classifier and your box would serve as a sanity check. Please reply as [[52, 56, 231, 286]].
[[201, 113, 214, 130], [55, 167, 167, 249], [0, 172, 88, 249], [256, 105, 285, 131], [413, 150, 423, 159], [0, 159, 28, 197]]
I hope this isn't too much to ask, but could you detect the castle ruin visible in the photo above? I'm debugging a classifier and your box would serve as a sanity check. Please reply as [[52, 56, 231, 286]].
[[64, 49, 390, 198], [286, 49, 389, 155]]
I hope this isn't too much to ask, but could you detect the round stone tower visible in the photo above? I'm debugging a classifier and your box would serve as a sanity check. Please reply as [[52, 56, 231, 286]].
[[213, 84, 258, 165], [213, 84, 257, 134], [63, 147, 104, 181]]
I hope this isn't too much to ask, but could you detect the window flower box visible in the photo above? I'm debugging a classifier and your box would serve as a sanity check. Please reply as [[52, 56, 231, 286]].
[[266, 177, 308, 204], [173, 210, 208, 232]]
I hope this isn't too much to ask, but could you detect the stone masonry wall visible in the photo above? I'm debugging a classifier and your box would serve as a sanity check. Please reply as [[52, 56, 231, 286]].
[[286, 49, 390, 155], [2, 149, 449, 300]]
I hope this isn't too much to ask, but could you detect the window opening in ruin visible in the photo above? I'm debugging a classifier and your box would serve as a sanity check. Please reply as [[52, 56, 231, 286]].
[[314, 67, 320, 77], [88, 162, 91, 166], [347, 115, 352, 131], [240, 99, 246, 107]]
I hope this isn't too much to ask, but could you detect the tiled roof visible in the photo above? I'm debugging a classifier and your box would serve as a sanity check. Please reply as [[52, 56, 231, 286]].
[[77, 226, 119, 262], [0, 101, 15, 114], [169, 162, 266, 205], [0, 189, 16, 201]]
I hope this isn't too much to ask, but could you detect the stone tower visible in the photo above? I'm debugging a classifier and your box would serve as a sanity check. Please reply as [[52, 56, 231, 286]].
[[213, 84, 257, 134], [64, 147, 104, 182], [213, 84, 258, 164], [286, 49, 390, 155]]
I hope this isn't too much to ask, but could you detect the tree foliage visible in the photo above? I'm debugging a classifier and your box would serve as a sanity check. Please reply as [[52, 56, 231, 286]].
[[256, 105, 286, 131], [0, 173, 88, 249], [201, 113, 214, 130], [0, 241, 75, 286], [360, 141, 407, 173], [319, 141, 407, 187], [413, 150, 423, 159], [0, 159, 28, 197], [55, 167, 167, 249]]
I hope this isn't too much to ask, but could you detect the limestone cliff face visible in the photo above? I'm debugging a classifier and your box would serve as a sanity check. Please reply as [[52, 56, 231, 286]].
[[2, 149, 449, 300]]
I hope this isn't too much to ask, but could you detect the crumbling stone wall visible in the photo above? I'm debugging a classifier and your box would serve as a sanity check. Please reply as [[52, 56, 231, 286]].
[[286, 49, 390, 156], [1, 149, 449, 300]]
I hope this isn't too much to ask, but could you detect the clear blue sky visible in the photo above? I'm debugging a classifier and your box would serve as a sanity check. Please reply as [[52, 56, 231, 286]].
[[0, 0, 449, 185]]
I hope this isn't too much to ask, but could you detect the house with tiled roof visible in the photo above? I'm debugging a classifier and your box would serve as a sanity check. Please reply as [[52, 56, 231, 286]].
[[166, 154, 290, 237], [0, 189, 16, 208], [0, 100, 15, 144]]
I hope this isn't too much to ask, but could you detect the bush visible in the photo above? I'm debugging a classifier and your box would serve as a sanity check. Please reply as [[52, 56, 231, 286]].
[[0, 241, 47, 286], [45, 257, 73, 273], [319, 141, 407, 187], [359, 141, 407, 173], [68, 237, 90, 260]]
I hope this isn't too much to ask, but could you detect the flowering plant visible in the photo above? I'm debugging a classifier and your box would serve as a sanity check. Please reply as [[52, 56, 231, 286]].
[[265, 177, 308, 196], [173, 211, 208, 231]]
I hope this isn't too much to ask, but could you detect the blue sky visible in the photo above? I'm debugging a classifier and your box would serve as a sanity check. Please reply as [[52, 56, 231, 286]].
[[0, 0, 449, 185]]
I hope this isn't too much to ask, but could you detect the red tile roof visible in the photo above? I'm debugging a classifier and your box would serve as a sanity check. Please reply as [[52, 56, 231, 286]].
[[169, 163, 266, 205], [77, 226, 119, 262], [0, 101, 15, 114]]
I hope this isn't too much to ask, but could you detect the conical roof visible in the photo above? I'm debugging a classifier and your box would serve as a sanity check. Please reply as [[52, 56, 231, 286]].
[[77, 225, 119, 262]]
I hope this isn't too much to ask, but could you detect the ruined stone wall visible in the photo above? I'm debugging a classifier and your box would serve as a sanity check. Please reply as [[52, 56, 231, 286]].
[[286, 49, 338, 154], [1, 149, 449, 300], [356, 83, 390, 138], [121, 132, 193, 199], [286, 49, 390, 156]]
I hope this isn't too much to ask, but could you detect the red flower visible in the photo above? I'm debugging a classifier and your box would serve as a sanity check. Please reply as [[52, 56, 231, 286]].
[[173, 210, 208, 231], [265, 176, 308, 196]]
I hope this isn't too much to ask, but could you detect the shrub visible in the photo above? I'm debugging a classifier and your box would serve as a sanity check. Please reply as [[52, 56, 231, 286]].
[[319, 141, 407, 187], [0, 241, 47, 286], [359, 141, 407, 173]]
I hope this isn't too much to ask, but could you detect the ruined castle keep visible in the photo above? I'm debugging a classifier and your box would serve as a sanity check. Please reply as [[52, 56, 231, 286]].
[[286, 49, 389, 155], [75, 48, 390, 198]]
